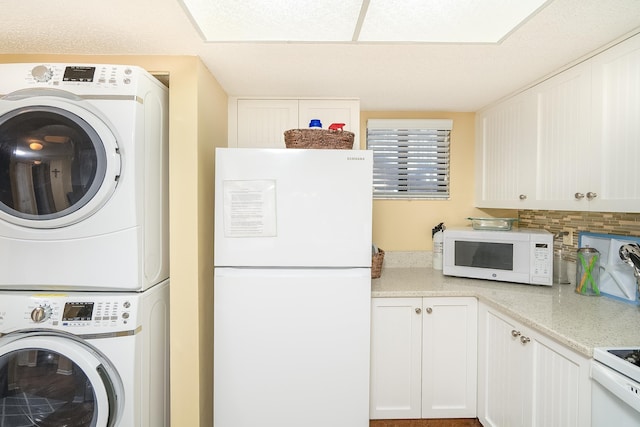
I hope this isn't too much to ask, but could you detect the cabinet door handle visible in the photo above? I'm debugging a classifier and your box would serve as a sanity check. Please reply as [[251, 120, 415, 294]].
[[574, 192, 585, 200], [511, 329, 521, 337], [415, 308, 422, 314], [425, 307, 433, 314], [586, 192, 598, 200], [520, 336, 531, 344], [519, 194, 527, 200]]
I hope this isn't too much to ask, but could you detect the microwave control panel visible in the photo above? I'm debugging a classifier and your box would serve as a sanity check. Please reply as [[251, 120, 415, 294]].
[[532, 243, 551, 275], [530, 234, 553, 285]]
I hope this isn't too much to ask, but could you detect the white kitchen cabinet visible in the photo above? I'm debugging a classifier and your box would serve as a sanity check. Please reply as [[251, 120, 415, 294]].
[[476, 62, 592, 211], [233, 99, 299, 148], [589, 33, 640, 212], [475, 91, 537, 209], [228, 97, 360, 148], [475, 33, 640, 212], [477, 303, 591, 427], [477, 304, 532, 426], [370, 297, 477, 420], [532, 62, 593, 211], [421, 297, 477, 418], [370, 298, 422, 419]]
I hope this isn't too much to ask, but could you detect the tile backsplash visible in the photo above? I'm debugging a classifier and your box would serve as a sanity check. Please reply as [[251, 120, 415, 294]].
[[518, 210, 640, 261]]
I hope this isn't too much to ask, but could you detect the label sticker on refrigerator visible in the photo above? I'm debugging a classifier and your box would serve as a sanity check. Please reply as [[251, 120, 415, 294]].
[[223, 180, 277, 237]]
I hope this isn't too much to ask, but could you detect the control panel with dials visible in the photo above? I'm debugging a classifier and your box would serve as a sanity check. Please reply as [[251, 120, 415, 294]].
[[0, 293, 137, 334], [22, 64, 137, 88]]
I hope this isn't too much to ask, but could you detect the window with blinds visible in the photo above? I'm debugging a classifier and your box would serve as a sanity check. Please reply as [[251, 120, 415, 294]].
[[367, 119, 453, 199]]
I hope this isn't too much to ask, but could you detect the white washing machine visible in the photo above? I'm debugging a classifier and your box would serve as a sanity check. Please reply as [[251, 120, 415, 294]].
[[0, 63, 169, 291], [0, 280, 170, 427]]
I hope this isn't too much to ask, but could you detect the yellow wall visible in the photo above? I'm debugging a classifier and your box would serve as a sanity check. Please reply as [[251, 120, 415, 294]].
[[195, 61, 227, 426], [0, 54, 226, 427], [360, 111, 515, 251]]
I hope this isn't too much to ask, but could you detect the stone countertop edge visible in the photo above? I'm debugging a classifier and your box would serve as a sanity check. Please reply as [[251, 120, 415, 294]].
[[372, 266, 640, 358]]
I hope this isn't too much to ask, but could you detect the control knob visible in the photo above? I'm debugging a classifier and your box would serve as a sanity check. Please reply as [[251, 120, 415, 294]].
[[31, 65, 53, 82], [31, 305, 53, 323]]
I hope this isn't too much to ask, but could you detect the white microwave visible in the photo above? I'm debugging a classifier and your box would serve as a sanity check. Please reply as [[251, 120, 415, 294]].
[[443, 228, 553, 286]]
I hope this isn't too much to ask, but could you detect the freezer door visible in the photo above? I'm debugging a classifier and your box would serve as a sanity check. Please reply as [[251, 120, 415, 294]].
[[214, 148, 372, 267], [213, 267, 371, 427]]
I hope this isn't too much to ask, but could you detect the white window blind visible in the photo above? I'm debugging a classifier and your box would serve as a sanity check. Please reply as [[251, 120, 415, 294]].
[[367, 119, 453, 199]]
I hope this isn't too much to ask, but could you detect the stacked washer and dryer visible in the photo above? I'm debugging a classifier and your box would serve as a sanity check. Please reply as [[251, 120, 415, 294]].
[[0, 63, 170, 427]]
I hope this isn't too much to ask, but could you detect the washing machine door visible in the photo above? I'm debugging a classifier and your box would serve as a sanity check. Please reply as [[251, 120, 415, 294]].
[[0, 89, 121, 229], [0, 331, 123, 427]]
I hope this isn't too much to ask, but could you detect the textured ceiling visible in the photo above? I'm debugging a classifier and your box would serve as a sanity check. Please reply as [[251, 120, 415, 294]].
[[1, 0, 639, 111]]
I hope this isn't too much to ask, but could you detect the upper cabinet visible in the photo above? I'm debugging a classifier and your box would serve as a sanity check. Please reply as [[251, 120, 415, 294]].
[[532, 62, 593, 211], [475, 90, 537, 209], [589, 35, 640, 212], [233, 99, 299, 148], [476, 33, 640, 212], [228, 98, 360, 149]]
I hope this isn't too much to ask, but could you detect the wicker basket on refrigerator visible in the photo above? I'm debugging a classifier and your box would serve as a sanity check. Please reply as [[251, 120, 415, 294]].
[[284, 129, 354, 149]]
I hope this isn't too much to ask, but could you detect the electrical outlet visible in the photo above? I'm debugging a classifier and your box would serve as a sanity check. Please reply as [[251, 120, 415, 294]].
[[563, 230, 573, 246]]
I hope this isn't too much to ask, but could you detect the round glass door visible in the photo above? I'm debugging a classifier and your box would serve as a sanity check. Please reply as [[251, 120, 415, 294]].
[[0, 99, 120, 228], [0, 334, 121, 427]]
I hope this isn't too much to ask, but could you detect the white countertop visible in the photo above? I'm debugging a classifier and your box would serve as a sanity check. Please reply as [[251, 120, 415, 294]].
[[372, 267, 640, 358]]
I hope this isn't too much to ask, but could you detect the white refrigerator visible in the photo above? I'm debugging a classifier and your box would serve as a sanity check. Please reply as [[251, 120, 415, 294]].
[[213, 148, 372, 427]]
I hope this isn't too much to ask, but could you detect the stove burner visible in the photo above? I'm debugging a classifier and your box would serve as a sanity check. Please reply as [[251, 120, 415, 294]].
[[608, 349, 640, 368]]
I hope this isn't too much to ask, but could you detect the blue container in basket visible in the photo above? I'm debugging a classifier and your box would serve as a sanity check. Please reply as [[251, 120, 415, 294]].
[[309, 119, 322, 128]]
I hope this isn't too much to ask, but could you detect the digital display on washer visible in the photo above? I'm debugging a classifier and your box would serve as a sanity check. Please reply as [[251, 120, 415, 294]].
[[63, 302, 94, 321], [63, 66, 96, 82]]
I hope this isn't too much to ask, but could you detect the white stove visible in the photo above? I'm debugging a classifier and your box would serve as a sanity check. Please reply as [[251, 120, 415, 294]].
[[592, 347, 640, 426], [594, 347, 640, 382]]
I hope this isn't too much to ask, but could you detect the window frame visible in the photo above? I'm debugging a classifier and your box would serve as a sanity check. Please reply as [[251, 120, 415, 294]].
[[366, 119, 453, 200]]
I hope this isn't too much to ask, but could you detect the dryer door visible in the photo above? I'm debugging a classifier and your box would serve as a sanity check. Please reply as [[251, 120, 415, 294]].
[[0, 332, 123, 427], [0, 90, 121, 229]]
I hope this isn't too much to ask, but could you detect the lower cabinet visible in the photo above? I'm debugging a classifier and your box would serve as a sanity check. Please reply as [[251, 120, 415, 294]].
[[370, 297, 478, 419], [477, 303, 591, 427]]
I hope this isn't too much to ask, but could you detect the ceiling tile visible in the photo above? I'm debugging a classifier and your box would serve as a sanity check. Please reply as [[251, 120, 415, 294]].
[[359, 0, 550, 42], [181, 0, 363, 41]]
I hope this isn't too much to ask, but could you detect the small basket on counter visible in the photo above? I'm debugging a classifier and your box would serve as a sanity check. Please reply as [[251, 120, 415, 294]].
[[371, 248, 385, 279], [284, 129, 355, 149]]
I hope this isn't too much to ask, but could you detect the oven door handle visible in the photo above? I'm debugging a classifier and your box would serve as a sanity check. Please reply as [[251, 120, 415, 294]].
[[592, 361, 640, 413]]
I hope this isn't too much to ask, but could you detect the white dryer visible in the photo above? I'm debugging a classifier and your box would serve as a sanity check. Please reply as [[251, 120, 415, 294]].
[[0, 63, 169, 291], [0, 280, 170, 427]]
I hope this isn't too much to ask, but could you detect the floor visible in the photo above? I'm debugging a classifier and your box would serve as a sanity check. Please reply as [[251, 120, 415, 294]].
[[370, 419, 483, 427]]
